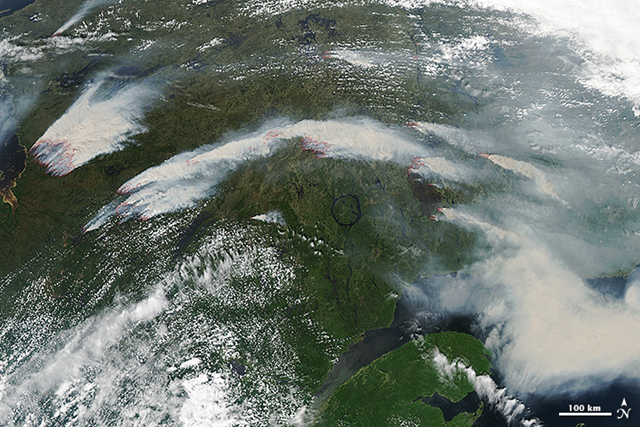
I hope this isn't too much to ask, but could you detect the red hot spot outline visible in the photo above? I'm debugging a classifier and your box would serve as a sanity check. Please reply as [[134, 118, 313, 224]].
[[300, 136, 330, 158], [407, 157, 427, 175], [30, 139, 76, 177]]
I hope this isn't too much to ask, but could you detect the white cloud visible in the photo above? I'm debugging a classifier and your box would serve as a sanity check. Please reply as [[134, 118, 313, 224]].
[[432, 348, 540, 426], [465, 0, 640, 115]]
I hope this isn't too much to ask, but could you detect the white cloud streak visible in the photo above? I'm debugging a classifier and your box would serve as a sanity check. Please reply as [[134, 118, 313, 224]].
[[432, 348, 541, 426]]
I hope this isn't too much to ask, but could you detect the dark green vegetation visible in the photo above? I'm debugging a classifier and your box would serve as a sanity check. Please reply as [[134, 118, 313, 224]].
[[179, 142, 479, 390], [0, 0, 495, 274], [315, 332, 491, 426], [0, 0, 499, 424]]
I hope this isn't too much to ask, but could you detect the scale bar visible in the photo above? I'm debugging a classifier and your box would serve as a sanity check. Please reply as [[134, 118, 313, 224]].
[[558, 412, 612, 417]]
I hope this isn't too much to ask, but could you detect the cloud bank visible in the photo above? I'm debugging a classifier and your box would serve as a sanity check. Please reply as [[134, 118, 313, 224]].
[[466, 0, 640, 115], [0, 225, 309, 426], [432, 348, 541, 426]]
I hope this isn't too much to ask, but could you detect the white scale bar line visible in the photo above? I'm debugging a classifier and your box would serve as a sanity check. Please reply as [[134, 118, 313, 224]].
[[558, 412, 613, 417]]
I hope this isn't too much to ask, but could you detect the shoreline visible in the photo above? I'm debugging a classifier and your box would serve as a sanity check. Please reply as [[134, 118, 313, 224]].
[[0, 0, 35, 19]]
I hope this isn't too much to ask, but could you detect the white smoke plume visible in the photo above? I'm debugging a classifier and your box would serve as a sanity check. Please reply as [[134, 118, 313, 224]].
[[53, 0, 118, 37], [478, 153, 559, 199], [408, 17, 640, 399], [30, 76, 156, 177], [408, 156, 473, 184], [412, 121, 494, 154], [431, 208, 640, 397], [413, 122, 561, 199], [250, 210, 286, 225], [85, 117, 426, 230], [0, 71, 15, 146], [323, 50, 377, 68]]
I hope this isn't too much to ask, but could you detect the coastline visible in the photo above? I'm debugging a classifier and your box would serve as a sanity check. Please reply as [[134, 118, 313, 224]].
[[0, 0, 35, 19]]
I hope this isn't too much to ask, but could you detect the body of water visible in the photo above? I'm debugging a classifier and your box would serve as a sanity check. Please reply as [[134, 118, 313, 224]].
[[2, 0, 640, 426], [0, 0, 35, 19]]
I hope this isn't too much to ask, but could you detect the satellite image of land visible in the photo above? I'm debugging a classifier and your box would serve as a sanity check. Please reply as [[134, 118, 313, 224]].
[[1, 0, 639, 426]]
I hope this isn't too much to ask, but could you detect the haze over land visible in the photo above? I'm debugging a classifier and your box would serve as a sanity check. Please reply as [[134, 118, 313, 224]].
[[1, 0, 640, 426]]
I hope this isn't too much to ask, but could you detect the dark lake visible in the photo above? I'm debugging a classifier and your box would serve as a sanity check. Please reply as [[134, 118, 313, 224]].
[[0, 0, 35, 19], [527, 383, 640, 427]]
